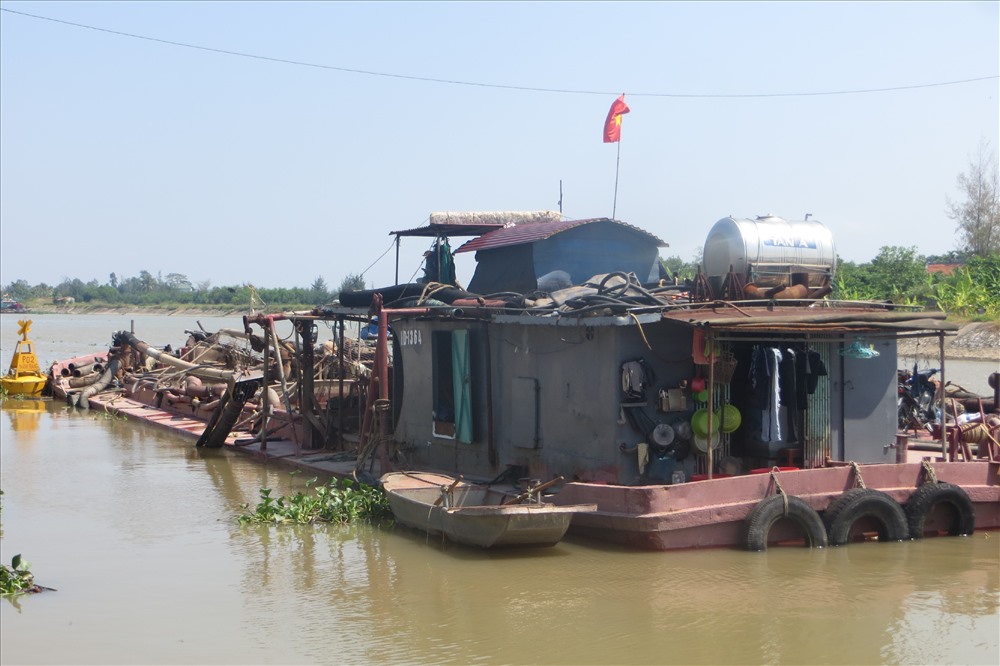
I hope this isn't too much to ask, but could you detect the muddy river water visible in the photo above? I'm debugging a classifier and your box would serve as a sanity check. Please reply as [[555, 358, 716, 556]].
[[1, 314, 998, 665]]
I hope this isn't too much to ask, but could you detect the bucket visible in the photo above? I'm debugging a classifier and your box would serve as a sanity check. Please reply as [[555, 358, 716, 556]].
[[720, 404, 742, 433], [693, 430, 720, 453], [691, 409, 720, 437]]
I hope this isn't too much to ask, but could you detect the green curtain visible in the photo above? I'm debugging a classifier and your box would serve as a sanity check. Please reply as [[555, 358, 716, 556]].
[[438, 238, 456, 285], [451, 330, 472, 443]]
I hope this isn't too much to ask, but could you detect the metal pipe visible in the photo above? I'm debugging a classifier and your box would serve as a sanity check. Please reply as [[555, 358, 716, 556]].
[[357, 296, 384, 474], [71, 362, 99, 377], [74, 354, 121, 408], [269, 321, 298, 456], [707, 332, 715, 479], [338, 315, 345, 449], [690, 310, 949, 327], [261, 322, 270, 452], [394, 235, 400, 285], [940, 333, 947, 459], [375, 297, 391, 473], [115, 331, 234, 383], [296, 319, 324, 449], [68, 372, 100, 388], [484, 321, 497, 468]]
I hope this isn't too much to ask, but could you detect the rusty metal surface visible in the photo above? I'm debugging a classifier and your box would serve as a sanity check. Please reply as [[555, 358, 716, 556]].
[[454, 217, 666, 254], [390, 221, 506, 238], [660, 303, 959, 335]]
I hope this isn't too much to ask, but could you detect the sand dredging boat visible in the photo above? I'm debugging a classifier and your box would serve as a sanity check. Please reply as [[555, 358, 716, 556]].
[[51, 321, 375, 451], [51, 211, 1000, 551]]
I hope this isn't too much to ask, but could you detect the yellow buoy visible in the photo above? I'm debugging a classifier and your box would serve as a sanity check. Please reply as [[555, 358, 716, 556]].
[[2, 320, 48, 397]]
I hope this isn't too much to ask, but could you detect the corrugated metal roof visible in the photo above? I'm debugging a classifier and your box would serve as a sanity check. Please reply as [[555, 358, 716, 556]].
[[660, 305, 959, 335], [454, 217, 667, 254], [390, 222, 507, 238]]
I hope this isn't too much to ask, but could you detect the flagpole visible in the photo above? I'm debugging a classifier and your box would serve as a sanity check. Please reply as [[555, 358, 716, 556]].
[[612, 139, 621, 220], [604, 93, 629, 220]]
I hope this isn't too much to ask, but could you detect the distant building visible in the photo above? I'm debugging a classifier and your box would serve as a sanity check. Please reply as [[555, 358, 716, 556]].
[[926, 263, 962, 276]]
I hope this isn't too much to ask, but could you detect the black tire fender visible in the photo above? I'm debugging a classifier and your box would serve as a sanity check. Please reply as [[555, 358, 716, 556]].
[[823, 488, 909, 546], [742, 494, 828, 551], [905, 482, 975, 539]]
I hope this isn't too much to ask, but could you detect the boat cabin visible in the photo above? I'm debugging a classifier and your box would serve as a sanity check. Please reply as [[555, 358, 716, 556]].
[[304, 214, 957, 485], [384, 301, 952, 484]]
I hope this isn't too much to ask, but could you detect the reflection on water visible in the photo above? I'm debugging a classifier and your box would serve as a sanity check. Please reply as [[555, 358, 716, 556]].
[[2, 399, 45, 439], [1, 316, 998, 665]]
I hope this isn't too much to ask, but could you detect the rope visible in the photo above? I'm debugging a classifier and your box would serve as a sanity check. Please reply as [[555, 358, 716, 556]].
[[850, 461, 867, 489], [959, 422, 997, 445], [417, 282, 452, 305], [770, 467, 789, 516], [920, 460, 938, 485], [626, 312, 695, 364], [629, 312, 653, 349]]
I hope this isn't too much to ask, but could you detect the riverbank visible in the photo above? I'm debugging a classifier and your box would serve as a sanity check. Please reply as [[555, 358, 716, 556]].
[[9, 304, 256, 318], [896, 321, 1000, 362]]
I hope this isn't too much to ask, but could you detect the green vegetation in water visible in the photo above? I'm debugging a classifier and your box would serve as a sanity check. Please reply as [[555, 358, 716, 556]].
[[238, 476, 392, 525], [1, 555, 41, 596]]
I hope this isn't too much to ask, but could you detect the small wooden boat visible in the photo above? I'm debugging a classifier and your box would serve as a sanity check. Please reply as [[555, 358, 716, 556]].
[[380, 471, 595, 548], [0, 296, 27, 313], [2, 320, 47, 397]]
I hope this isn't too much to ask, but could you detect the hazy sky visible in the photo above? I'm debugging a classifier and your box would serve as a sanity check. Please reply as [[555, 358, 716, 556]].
[[1, 1, 998, 292]]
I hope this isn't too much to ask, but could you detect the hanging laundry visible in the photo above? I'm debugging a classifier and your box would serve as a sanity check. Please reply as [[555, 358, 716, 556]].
[[761, 347, 783, 442], [805, 348, 827, 395], [748, 344, 769, 398], [781, 347, 799, 443]]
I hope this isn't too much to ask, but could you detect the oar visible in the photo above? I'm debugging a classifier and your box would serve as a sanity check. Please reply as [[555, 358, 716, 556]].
[[502, 475, 565, 505], [433, 476, 463, 506]]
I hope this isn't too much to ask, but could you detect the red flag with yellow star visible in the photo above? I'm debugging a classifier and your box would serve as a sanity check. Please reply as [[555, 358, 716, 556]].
[[603, 94, 630, 143]]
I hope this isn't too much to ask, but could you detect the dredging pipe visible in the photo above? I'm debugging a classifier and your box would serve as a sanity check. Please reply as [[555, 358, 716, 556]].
[[196, 374, 263, 448], [113, 330, 261, 447], [73, 353, 121, 408], [114, 330, 236, 384]]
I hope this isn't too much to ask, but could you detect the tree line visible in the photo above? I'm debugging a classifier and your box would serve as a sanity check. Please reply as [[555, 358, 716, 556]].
[[2, 271, 368, 309]]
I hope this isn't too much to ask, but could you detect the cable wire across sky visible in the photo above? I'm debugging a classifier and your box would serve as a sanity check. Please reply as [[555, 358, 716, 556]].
[[2, 6, 997, 99]]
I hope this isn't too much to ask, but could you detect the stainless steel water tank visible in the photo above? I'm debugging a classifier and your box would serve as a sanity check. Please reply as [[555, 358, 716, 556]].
[[702, 216, 836, 286]]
